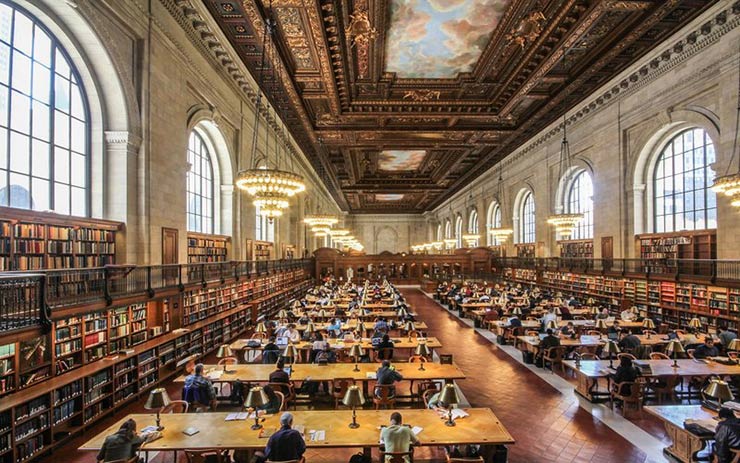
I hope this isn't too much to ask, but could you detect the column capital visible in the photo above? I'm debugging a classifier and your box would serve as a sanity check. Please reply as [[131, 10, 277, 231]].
[[104, 131, 142, 153]]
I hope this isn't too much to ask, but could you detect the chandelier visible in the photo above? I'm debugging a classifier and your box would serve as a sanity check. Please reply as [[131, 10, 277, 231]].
[[462, 234, 479, 246], [712, 64, 740, 209], [489, 166, 513, 244], [312, 225, 331, 237], [548, 113, 582, 238], [304, 214, 338, 227], [443, 238, 457, 249], [234, 0, 305, 219], [329, 229, 350, 237]]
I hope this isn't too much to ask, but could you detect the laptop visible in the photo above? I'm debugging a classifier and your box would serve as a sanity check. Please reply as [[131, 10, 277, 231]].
[[276, 336, 289, 346], [283, 366, 292, 377], [538, 334, 548, 340], [607, 332, 619, 341]]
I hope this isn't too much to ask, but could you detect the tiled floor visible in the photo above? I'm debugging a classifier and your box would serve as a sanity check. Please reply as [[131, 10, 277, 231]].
[[42, 288, 668, 463]]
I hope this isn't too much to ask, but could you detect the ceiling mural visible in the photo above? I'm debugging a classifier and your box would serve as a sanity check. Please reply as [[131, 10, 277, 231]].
[[385, 0, 511, 78], [203, 0, 719, 213], [378, 150, 427, 171]]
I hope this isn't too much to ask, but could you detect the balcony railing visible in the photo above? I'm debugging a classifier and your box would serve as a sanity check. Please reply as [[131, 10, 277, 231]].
[[0, 258, 314, 335]]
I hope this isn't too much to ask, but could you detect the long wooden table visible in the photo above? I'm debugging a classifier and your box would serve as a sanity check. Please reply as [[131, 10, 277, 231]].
[[564, 359, 740, 402], [79, 409, 514, 462], [644, 405, 716, 463], [290, 321, 428, 332], [174, 362, 465, 383]]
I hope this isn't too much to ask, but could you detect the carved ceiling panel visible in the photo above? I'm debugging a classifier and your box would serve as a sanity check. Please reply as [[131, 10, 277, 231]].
[[203, 0, 718, 212]]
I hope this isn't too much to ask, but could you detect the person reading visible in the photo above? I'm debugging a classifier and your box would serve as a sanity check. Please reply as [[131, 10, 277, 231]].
[[253, 412, 306, 463], [96, 419, 159, 463], [183, 363, 216, 410], [375, 360, 403, 398], [380, 412, 419, 463]]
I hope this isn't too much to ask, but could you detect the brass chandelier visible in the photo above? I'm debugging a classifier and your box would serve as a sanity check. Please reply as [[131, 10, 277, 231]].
[[303, 213, 338, 227], [547, 113, 582, 238], [235, 0, 305, 219]]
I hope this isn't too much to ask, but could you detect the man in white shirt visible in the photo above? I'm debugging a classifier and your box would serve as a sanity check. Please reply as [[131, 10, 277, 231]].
[[620, 307, 636, 321], [541, 308, 558, 327], [380, 412, 419, 462], [284, 324, 301, 343]]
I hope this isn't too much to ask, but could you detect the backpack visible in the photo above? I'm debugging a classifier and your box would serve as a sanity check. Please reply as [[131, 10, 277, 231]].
[[349, 453, 371, 463]]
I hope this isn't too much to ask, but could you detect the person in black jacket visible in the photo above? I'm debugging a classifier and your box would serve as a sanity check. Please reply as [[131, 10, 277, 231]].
[[716, 407, 740, 463], [611, 356, 640, 396], [693, 336, 719, 359], [375, 360, 403, 398]]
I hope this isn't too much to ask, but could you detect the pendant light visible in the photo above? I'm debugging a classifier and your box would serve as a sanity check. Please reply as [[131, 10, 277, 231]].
[[235, 0, 305, 219], [547, 113, 583, 238]]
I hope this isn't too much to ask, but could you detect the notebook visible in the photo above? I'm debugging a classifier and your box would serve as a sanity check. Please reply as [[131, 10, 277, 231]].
[[276, 337, 289, 346], [183, 427, 199, 436]]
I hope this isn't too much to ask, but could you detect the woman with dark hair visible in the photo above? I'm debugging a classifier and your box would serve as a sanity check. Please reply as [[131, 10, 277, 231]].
[[96, 419, 153, 462], [256, 385, 282, 415]]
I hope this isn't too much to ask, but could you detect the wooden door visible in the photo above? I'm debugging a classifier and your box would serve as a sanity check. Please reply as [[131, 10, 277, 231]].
[[162, 228, 178, 285], [601, 236, 613, 271]]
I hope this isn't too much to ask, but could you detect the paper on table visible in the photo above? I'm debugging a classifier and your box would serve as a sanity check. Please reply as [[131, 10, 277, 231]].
[[366, 372, 377, 379], [450, 409, 469, 420], [309, 430, 326, 441], [225, 412, 249, 421], [141, 426, 158, 434], [208, 370, 224, 380], [411, 426, 423, 435], [723, 401, 740, 411]]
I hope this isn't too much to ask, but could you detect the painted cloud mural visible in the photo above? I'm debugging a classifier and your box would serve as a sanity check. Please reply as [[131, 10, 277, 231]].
[[385, 0, 510, 78], [378, 150, 427, 171]]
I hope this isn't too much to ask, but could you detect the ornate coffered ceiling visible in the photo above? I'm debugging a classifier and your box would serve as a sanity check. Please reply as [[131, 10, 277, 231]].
[[203, 0, 717, 213]]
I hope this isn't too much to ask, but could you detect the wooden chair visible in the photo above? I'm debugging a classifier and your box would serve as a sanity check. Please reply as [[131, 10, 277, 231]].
[[524, 330, 539, 337], [374, 348, 395, 362], [380, 451, 413, 463], [573, 316, 586, 320], [610, 378, 646, 418], [650, 352, 670, 360], [106, 458, 138, 463], [162, 399, 189, 414], [687, 349, 696, 359], [445, 454, 484, 463], [332, 378, 354, 409], [648, 375, 680, 404], [421, 386, 440, 409], [184, 449, 230, 463], [542, 346, 565, 373], [274, 390, 286, 411], [504, 327, 521, 346], [408, 331, 420, 339], [578, 353, 598, 360], [251, 332, 268, 340], [268, 382, 296, 410], [373, 384, 396, 410], [617, 353, 637, 361], [586, 330, 602, 336], [642, 330, 658, 336]]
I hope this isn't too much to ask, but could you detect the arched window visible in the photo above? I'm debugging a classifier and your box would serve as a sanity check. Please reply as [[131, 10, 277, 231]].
[[186, 131, 214, 234], [0, 3, 89, 215], [487, 201, 502, 245], [654, 128, 716, 232], [436, 223, 442, 241], [444, 220, 452, 239], [468, 209, 478, 234], [255, 207, 275, 242], [455, 215, 463, 248], [519, 192, 535, 244], [567, 171, 593, 239]]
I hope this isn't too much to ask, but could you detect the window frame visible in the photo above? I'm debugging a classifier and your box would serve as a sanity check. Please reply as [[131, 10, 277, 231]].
[[566, 170, 594, 240], [186, 130, 215, 234], [520, 192, 535, 244]]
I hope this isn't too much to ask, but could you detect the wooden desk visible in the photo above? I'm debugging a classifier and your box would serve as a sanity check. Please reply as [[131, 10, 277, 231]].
[[289, 321, 428, 332], [645, 405, 716, 463], [516, 336, 604, 356], [564, 359, 740, 402], [294, 311, 417, 320], [80, 409, 514, 460], [174, 362, 465, 383]]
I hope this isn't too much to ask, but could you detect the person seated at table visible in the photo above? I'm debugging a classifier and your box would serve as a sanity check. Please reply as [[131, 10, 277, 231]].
[[327, 318, 342, 338], [719, 325, 738, 351], [618, 329, 642, 351], [714, 407, 740, 463], [284, 324, 301, 343], [620, 306, 636, 321], [560, 322, 577, 338], [183, 363, 216, 409], [256, 385, 282, 415], [559, 304, 573, 321], [375, 334, 395, 360], [610, 356, 640, 396], [538, 329, 561, 354], [540, 308, 557, 329], [380, 412, 419, 463], [96, 419, 158, 463], [374, 317, 389, 333], [297, 313, 310, 325], [375, 360, 403, 398], [311, 332, 329, 361], [262, 337, 281, 364], [334, 306, 346, 318], [254, 412, 306, 463], [607, 320, 621, 337], [596, 308, 610, 320], [269, 358, 290, 383], [693, 336, 719, 359], [508, 315, 522, 328]]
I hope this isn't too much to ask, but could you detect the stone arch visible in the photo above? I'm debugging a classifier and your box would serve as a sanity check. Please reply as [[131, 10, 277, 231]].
[[375, 226, 398, 254]]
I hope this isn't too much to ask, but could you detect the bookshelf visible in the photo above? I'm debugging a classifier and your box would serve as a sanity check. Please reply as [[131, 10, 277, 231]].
[[637, 230, 716, 260], [515, 244, 535, 258], [247, 240, 274, 261], [0, 207, 121, 271], [558, 240, 593, 258], [187, 233, 229, 264]]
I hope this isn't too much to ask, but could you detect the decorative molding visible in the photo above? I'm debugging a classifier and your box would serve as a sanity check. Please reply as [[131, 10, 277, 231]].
[[104, 131, 142, 152]]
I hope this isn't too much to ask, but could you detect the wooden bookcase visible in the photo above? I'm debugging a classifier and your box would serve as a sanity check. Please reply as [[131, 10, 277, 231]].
[[246, 240, 274, 261], [636, 230, 716, 260], [0, 268, 314, 463], [558, 240, 593, 258], [0, 207, 121, 271], [515, 244, 535, 258], [186, 233, 229, 264]]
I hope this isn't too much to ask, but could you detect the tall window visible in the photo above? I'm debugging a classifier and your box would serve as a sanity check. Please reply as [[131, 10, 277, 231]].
[[256, 208, 274, 242], [654, 128, 716, 232], [436, 223, 442, 241], [567, 171, 593, 239], [468, 209, 478, 234], [487, 201, 502, 244], [520, 192, 535, 243], [444, 220, 452, 239], [455, 215, 463, 248], [0, 3, 89, 215], [186, 131, 214, 234]]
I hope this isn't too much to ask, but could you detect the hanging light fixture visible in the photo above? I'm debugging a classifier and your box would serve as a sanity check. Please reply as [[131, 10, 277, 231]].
[[488, 166, 513, 245], [304, 213, 338, 227], [712, 55, 740, 209], [235, 0, 305, 218], [329, 229, 350, 237], [547, 113, 583, 238]]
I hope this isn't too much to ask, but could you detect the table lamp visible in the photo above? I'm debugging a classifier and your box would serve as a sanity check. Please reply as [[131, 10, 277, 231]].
[[587, 297, 595, 306], [255, 322, 267, 333], [342, 385, 365, 428], [216, 344, 234, 373], [349, 343, 364, 372], [553, 307, 561, 316], [642, 319, 655, 338], [689, 318, 702, 330], [631, 306, 639, 315], [283, 344, 299, 365], [728, 339, 740, 359], [439, 384, 460, 427], [603, 340, 620, 369], [357, 321, 367, 336], [305, 322, 315, 336], [590, 306, 600, 317], [666, 339, 685, 368], [545, 320, 558, 331], [595, 319, 608, 339], [244, 386, 269, 430], [415, 342, 431, 371], [144, 388, 171, 430], [404, 321, 415, 341], [703, 379, 734, 405], [277, 309, 288, 319], [511, 307, 522, 316], [318, 309, 328, 317]]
